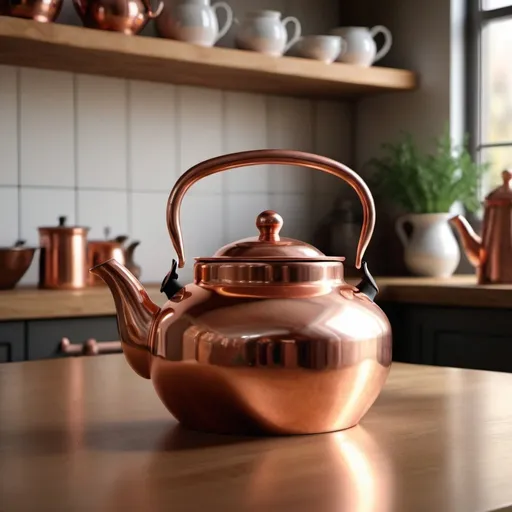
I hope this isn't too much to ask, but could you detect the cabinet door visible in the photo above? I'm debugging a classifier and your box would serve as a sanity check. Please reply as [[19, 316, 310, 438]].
[[27, 316, 120, 360], [0, 322, 25, 363], [413, 306, 512, 372]]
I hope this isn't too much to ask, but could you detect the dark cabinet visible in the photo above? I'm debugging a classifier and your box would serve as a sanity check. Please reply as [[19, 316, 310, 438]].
[[380, 302, 512, 373], [26, 316, 120, 360], [0, 322, 25, 363]]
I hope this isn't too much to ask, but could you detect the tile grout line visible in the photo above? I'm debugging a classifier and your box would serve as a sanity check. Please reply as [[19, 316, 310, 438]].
[[16, 67, 21, 241], [73, 73, 79, 223], [126, 79, 132, 234]]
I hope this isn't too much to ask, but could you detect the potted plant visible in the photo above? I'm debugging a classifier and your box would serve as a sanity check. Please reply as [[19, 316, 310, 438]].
[[369, 129, 488, 277]]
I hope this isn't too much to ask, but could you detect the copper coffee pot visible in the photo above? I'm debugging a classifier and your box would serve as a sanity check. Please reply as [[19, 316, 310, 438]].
[[73, 0, 163, 35], [90, 150, 392, 436], [0, 0, 63, 22], [114, 235, 142, 279], [38, 216, 90, 290], [451, 170, 512, 284], [87, 228, 126, 286]]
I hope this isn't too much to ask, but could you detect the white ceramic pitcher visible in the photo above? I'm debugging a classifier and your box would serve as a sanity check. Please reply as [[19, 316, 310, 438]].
[[157, 0, 234, 47], [235, 10, 302, 57], [396, 213, 460, 278], [330, 26, 392, 67]]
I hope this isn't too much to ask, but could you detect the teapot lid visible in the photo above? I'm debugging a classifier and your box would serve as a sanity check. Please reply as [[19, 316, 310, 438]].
[[486, 170, 512, 203], [194, 210, 345, 290]]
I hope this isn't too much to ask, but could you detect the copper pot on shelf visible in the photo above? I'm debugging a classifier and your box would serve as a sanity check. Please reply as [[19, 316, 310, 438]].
[[0, 0, 63, 22], [73, 0, 163, 35], [451, 169, 512, 284], [89, 149, 392, 436], [38, 216, 90, 290]]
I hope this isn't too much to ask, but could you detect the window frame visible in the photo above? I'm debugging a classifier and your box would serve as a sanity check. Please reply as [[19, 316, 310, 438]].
[[466, 0, 512, 165]]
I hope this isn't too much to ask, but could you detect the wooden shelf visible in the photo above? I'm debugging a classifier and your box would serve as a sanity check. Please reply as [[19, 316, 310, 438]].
[[0, 16, 417, 99]]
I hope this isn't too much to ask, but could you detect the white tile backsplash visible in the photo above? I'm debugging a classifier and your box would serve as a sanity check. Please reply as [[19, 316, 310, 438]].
[[178, 86, 223, 195], [0, 188, 18, 245], [0, 66, 18, 186], [20, 68, 74, 187], [77, 190, 128, 239], [129, 80, 178, 192], [267, 96, 314, 193], [77, 75, 127, 189], [1, 0, 350, 286], [19, 188, 76, 285], [224, 92, 268, 193]]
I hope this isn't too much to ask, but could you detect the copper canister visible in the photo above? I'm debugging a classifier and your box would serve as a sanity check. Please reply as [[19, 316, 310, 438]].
[[38, 216, 90, 290]]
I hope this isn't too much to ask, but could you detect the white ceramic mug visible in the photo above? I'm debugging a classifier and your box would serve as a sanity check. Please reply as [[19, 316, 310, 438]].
[[157, 0, 234, 47], [235, 10, 302, 57], [330, 26, 392, 67], [295, 35, 345, 64]]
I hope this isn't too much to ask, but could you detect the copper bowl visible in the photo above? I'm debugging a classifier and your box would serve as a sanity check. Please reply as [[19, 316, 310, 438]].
[[0, 0, 64, 22], [0, 241, 36, 290]]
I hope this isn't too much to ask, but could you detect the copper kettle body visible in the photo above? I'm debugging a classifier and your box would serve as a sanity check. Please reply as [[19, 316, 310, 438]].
[[73, 0, 163, 35], [91, 150, 392, 436], [451, 170, 512, 284]]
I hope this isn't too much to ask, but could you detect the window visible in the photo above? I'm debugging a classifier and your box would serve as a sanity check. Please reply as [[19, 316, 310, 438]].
[[468, 0, 512, 190]]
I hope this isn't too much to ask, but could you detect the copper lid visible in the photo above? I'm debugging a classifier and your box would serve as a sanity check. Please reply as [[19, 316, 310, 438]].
[[38, 216, 89, 236], [195, 211, 344, 288], [486, 170, 512, 204]]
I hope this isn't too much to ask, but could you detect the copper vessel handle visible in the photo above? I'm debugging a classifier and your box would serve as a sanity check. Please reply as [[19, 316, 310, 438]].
[[166, 150, 376, 269]]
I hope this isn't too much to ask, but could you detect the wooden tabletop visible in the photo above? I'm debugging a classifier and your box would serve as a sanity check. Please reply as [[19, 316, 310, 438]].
[[1, 275, 511, 322], [1, 356, 512, 511]]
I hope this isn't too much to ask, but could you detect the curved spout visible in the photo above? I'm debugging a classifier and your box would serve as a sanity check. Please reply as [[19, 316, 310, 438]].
[[450, 215, 482, 267], [90, 258, 160, 352]]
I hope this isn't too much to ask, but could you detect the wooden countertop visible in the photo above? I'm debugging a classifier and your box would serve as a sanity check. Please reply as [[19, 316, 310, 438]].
[[1, 356, 512, 511], [0, 275, 510, 321]]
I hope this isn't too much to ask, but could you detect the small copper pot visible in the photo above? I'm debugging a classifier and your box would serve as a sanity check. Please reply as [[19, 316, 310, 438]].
[[87, 228, 126, 286], [0, 0, 63, 22], [38, 216, 90, 290], [0, 240, 37, 290]]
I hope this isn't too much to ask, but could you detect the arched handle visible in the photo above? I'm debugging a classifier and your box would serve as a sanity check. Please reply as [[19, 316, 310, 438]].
[[167, 150, 376, 270], [370, 25, 392, 63], [282, 16, 302, 53], [212, 1, 234, 42]]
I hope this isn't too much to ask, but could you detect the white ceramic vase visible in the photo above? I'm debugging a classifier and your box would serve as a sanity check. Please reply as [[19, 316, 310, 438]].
[[396, 213, 460, 278], [157, 0, 233, 47]]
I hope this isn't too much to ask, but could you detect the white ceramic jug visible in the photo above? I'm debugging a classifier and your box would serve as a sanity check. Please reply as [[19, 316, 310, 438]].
[[235, 10, 301, 57], [396, 213, 460, 278], [330, 26, 392, 67], [157, 0, 234, 47]]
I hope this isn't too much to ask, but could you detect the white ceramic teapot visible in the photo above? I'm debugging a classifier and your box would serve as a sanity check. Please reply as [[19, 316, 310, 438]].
[[330, 26, 392, 67], [157, 0, 233, 47], [235, 10, 301, 57]]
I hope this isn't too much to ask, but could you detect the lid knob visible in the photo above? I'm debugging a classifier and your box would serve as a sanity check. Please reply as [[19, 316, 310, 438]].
[[256, 210, 283, 242]]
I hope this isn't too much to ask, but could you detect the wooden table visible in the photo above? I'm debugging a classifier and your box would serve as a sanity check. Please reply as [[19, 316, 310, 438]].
[[1, 356, 512, 512]]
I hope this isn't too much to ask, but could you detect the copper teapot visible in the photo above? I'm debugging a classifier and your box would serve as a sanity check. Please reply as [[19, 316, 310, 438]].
[[73, 0, 163, 35], [451, 170, 512, 284], [91, 150, 392, 436]]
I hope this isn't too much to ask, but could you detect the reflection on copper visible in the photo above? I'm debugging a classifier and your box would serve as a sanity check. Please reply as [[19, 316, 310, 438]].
[[0, 0, 63, 22], [91, 149, 391, 436], [451, 169, 512, 284], [73, 0, 163, 35]]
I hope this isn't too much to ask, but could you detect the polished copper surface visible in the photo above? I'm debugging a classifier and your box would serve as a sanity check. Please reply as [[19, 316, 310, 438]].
[[451, 170, 512, 284], [90, 150, 390, 436], [167, 150, 376, 270], [73, 0, 163, 35], [38, 216, 89, 290], [0, 0, 63, 22], [0, 240, 36, 290]]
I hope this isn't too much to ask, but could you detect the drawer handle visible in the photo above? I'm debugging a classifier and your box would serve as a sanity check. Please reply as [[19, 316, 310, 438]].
[[60, 338, 122, 356]]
